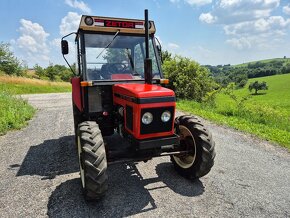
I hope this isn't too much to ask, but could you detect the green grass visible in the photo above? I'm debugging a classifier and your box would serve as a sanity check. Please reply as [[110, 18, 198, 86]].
[[0, 75, 71, 135], [0, 83, 72, 94], [177, 74, 290, 149], [0, 91, 35, 135]]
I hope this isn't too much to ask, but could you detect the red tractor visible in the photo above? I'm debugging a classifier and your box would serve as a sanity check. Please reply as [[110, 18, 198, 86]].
[[61, 10, 215, 200]]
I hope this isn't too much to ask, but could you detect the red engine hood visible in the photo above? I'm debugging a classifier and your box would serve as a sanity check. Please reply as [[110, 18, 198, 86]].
[[113, 84, 175, 98]]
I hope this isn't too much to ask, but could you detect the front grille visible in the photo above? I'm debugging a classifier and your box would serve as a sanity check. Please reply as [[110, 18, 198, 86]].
[[126, 105, 133, 131], [140, 107, 174, 135]]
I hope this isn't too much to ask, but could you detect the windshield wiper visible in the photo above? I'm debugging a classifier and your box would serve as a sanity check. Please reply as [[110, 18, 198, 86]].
[[96, 30, 120, 60]]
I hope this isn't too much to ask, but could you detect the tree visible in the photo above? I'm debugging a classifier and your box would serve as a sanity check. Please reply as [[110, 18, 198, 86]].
[[45, 65, 57, 81], [34, 64, 45, 78], [0, 42, 23, 76], [161, 50, 172, 62], [162, 55, 216, 101], [248, 81, 268, 94]]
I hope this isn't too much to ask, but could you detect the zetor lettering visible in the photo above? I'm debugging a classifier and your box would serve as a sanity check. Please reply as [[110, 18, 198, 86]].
[[105, 20, 135, 28]]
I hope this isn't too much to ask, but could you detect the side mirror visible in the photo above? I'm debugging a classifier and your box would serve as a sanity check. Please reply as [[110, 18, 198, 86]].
[[61, 40, 69, 55]]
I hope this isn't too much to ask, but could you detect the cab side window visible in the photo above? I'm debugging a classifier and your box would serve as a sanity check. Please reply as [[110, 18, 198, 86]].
[[134, 43, 144, 77]]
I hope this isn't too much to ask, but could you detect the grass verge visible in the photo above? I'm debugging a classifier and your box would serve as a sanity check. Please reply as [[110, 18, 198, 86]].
[[0, 75, 70, 135], [0, 91, 35, 135], [177, 100, 290, 150]]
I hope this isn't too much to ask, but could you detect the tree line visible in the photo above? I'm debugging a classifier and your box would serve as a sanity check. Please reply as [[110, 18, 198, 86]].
[[1, 40, 272, 102], [205, 58, 290, 88], [0, 42, 73, 82]]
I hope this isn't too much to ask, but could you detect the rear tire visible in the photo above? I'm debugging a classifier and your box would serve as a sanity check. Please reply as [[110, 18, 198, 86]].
[[171, 115, 215, 179], [77, 121, 108, 200]]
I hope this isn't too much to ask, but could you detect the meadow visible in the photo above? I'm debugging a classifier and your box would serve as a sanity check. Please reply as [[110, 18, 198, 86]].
[[0, 75, 71, 135], [177, 73, 290, 149], [0, 75, 71, 94]]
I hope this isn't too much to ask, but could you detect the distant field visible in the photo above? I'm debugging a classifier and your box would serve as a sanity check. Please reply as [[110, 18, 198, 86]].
[[216, 73, 290, 113], [0, 75, 71, 94], [177, 74, 290, 149], [235, 58, 290, 67]]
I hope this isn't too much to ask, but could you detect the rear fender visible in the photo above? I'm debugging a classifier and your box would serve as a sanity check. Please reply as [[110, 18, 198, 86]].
[[71, 77, 82, 111]]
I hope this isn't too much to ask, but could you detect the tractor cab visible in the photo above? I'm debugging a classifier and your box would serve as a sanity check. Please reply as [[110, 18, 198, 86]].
[[61, 10, 215, 201], [80, 22, 161, 81], [70, 15, 162, 82]]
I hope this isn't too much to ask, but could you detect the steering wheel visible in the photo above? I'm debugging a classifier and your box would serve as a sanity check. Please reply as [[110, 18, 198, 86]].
[[119, 63, 130, 73], [100, 64, 118, 79]]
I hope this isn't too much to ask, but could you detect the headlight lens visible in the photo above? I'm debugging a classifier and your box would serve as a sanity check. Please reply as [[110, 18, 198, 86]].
[[84, 16, 94, 26], [161, 111, 171, 122], [142, 112, 153, 125]]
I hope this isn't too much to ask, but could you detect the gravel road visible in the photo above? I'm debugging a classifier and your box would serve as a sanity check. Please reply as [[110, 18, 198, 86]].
[[0, 93, 289, 218]]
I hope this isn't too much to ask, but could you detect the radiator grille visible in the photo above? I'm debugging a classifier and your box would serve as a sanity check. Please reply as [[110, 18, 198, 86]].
[[126, 105, 133, 131], [140, 107, 174, 135]]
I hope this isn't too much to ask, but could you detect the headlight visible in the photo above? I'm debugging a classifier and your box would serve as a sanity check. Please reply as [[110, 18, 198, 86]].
[[84, 16, 94, 26], [161, 111, 171, 122], [142, 112, 153, 125]]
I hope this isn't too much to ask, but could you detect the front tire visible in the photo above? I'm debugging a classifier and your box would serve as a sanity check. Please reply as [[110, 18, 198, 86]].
[[171, 115, 215, 179], [77, 121, 108, 200]]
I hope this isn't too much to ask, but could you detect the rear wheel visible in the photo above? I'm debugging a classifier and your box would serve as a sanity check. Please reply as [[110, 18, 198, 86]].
[[77, 121, 108, 200], [171, 115, 215, 179]]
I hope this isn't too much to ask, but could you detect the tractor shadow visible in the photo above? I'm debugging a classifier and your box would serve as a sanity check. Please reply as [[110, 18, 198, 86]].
[[13, 134, 204, 217], [47, 162, 204, 217], [15, 135, 78, 179]]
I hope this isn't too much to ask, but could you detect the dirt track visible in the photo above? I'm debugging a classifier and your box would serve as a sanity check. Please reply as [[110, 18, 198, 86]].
[[0, 93, 289, 217]]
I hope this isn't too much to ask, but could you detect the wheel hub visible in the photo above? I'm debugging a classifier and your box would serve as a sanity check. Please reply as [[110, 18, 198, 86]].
[[173, 125, 197, 169]]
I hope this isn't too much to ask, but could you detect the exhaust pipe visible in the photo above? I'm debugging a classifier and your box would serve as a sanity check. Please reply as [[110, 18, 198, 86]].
[[144, 9, 152, 85]]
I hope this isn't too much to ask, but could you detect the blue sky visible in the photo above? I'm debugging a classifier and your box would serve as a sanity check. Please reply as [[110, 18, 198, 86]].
[[1, 0, 290, 67]]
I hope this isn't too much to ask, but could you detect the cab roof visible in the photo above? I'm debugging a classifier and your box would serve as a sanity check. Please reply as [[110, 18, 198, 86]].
[[79, 15, 156, 34]]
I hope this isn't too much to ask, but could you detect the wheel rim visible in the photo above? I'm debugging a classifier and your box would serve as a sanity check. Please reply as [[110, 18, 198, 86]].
[[77, 135, 85, 188], [173, 125, 197, 169]]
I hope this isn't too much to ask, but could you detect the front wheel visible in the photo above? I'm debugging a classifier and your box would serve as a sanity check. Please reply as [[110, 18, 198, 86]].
[[77, 121, 108, 200], [171, 115, 216, 179]]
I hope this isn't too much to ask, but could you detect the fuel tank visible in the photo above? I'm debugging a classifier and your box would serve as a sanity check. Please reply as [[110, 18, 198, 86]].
[[113, 84, 176, 140]]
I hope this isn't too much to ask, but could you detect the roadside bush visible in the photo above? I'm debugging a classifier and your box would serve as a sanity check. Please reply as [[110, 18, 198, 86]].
[[223, 83, 252, 111], [162, 55, 216, 101], [202, 88, 221, 108], [0, 91, 35, 135]]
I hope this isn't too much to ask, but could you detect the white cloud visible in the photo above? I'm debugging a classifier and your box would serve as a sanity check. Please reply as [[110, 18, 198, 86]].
[[50, 38, 61, 48], [15, 19, 50, 66], [65, 0, 91, 14], [200, 0, 280, 25], [199, 0, 290, 50], [168, 43, 180, 49], [224, 16, 290, 36], [170, 0, 211, 6], [283, 4, 290, 15], [185, 0, 212, 6], [60, 12, 81, 35], [199, 13, 217, 24], [226, 37, 252, 49]]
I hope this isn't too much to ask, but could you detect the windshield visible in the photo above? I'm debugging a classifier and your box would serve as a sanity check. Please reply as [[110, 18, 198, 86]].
[[84, 33, 161, 81]]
